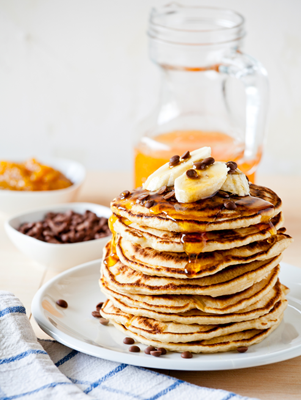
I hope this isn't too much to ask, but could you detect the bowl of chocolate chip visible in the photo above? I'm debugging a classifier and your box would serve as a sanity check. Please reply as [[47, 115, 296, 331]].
[[5, 203, 111, 272]]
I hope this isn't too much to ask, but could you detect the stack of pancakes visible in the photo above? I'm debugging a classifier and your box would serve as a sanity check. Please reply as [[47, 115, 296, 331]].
[[100, 183, 292, 353]]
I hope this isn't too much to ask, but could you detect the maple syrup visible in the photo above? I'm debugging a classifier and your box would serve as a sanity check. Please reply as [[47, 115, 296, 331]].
[[114, 185, 275, 225], [111, 184, 278, 278]]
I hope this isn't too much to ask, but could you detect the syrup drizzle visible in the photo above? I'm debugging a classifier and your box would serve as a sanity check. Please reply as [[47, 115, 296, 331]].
[[103, 215, 119, 268], [114, 185, 275, 223], [125, 316, 135, 328], [113, 185, 277, 278]]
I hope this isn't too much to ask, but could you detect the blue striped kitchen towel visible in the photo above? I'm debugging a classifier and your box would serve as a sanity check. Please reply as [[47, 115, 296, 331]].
[[0, 291, 258, 400]]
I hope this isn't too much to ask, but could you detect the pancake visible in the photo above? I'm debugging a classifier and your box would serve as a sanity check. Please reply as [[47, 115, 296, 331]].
[[116, 233, 292, 278], [109, 319, 282, 353], [100, 165, 292, 354], [111, 184, 282, 232], [113, 212, 284, 254], [102, 298, 286, 342], [101, 280, 287, 325], [101, 243, 282, 296], [101, 268, 281, 314], [101, 298, 286, 343]]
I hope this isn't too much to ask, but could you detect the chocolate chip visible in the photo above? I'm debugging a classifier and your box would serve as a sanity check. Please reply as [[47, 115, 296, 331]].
[[144, 346, 155, 354], [150, 350, 162, 357], [99, 318, 109, 326], [181, 150, 191, 160], [163, 190, 175, 200], [56, 299, 68, 308], [120, 190, 130, 198], [144, 200, 155, 208], [226, 161, 238, 173], [203, 157, 215, 166], [181, 351, 193, 359], [123, 337, 135, 345], [246, 175, 249, 182], [47, 237, 61, 244], [137, 193, 149, 201], [157, 185, 167, 195], [96, 302, 104, 312], [186, 169, 199, 179], [194, 157, 215, 170], [218, 191, 230, 198], [193, 161, 204, 170], [157, 347, 166, 355], [92, 311, 101, 318], [18, 210, 110, 244], [169, 155, 180, 167], [129, 345, 140, 353], [237, 346, 248, 353], [224, 200, 237, 210]]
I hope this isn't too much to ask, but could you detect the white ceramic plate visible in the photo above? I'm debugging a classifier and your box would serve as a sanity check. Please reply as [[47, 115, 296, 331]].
[[32, 261, 301, 371]]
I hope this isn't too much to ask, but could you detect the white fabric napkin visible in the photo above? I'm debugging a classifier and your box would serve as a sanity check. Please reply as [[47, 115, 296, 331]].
[[0, 291, 258, 400]]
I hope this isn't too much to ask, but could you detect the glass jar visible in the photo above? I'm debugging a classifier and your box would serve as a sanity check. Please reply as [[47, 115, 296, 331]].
[[134, 4, 268, 187]]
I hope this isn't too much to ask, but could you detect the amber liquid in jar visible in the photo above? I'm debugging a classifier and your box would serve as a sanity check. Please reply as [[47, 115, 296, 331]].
[[134, 130, 262, 187]]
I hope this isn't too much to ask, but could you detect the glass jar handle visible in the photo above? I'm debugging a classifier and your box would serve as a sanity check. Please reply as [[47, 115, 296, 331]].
[[220, 52, 269, 168]]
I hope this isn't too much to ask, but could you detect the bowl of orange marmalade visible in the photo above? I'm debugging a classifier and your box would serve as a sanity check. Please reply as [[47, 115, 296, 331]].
[[0, 158, 85, 215]]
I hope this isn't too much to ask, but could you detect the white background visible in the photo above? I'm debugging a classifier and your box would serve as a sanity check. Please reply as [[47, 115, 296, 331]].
[[0, 0, 300, 176]]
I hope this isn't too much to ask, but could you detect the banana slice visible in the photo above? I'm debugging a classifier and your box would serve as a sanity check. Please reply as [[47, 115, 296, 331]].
[[174, 162, 229, 203], [143, 147, 211, 191], [221, 169, 250, 196]]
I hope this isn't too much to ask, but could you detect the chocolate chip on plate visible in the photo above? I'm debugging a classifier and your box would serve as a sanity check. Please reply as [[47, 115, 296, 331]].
[[181, 150, 191, 160], [163, 190, 175, 200], [123, 337, 135, 345], [99, 318, 109, 326], [157, 185, 167, 195], [186, 169, 199, 179], [144, 346, 156, 355], [144, 200, 155, 209], [224, 200, 237, 210], [129, 345, 140, 353], [96, 302, 104, 312], [56, 299, 68, 308], [181, 351, 193, 359], [157, 347, 166, 355], [91, 311, 101, 318], [237, 346, 248, 353], [150, 350, 162, 357], [169, 155, 180, 167]]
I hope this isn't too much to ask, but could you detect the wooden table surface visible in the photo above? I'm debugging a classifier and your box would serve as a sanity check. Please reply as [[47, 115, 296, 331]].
[[1, 172, 301, 400]]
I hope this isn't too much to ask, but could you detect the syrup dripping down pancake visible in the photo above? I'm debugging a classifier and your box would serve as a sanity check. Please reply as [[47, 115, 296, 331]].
[[101, 243, 282, 296], [115, 232, 292, 278], [112, 212, 283, 254]]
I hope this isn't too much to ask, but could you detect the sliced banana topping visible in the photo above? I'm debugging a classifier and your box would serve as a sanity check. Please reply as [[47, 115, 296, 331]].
[[221, 168, 250, 196], [174, 162, 229, 203], [143, 147, 211, 191]]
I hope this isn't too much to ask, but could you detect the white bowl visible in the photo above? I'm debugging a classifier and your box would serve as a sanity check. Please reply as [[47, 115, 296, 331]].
[[0, 157, 86, 216], [5, 203, 111, 272]]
